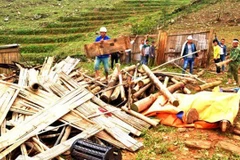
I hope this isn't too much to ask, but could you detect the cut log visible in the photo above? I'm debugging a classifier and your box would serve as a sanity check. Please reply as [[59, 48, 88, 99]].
[[131, 92, 160, 112], [110, 86, 120, 101], [116, 63, 126, 101], [90, 86, 101, 94], [132, 83, 152, 99], [196, 81, 222, 91], [216, 59, 232, 67], [101, 65, 119, 103], [121, 106, 159, 127], [138, 78, 151, 87], [171, 78, 191, 94], [142, 64, 179, 107], [132, 81, 185, 112], [132, 84, 140, 93]]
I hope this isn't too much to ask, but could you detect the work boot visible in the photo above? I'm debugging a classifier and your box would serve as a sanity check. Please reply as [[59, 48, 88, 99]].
[[183, 108, 199, 124]]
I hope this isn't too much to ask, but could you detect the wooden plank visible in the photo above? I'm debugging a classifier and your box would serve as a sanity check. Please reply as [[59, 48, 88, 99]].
[[0, 88, 19, 126], [32, 125, 102, 160], [84, 36, 130, 58], [0, 88, 93, 158], [156, 31, 168, 65]]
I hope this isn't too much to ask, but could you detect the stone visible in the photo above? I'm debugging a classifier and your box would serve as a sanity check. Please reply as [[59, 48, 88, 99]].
[[215, 141, 240, 155], [185, 140, 212, 149], [177, 128, 187, 132], [232, 135, 240, 141]]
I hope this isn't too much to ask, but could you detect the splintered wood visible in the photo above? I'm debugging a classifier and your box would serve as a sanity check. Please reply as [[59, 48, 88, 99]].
[[0, 54, 219, 159], [0, 56, 159, 159]]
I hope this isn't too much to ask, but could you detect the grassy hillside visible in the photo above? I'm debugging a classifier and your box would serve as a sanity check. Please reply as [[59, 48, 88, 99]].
[[1, 0, 238, 65], [0, 0, 191, 64]]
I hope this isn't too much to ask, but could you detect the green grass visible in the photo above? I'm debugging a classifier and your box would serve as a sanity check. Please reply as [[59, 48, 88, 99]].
[[0, 0, 193, 64]]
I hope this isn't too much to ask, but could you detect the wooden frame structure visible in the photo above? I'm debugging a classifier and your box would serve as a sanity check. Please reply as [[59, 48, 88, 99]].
[[156, 29, 214, 67]]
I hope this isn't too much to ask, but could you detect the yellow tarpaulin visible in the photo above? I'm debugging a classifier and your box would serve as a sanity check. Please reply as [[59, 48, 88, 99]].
[[144, 91, 240, 128]]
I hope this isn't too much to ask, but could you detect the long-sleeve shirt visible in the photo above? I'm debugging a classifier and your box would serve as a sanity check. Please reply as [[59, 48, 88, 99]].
[[213, 45, 221, 59], [230, 47, 240, 65]]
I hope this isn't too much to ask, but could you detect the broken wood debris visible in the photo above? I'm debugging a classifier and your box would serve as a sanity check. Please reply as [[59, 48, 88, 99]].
[[0, 54, 230, 159]]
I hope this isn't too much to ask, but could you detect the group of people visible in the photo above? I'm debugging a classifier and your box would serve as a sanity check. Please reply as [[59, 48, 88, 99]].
[[94, 26, 240, 86], [94, 27, 156, 81], [139, 38, 156, 66]]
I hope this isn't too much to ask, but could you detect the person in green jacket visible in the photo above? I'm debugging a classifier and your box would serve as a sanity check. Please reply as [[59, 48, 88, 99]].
[[226, 39, 240, 85]]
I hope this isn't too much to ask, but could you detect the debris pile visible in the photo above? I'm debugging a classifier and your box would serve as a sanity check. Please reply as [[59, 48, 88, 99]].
[[0, 56, 240, 159]]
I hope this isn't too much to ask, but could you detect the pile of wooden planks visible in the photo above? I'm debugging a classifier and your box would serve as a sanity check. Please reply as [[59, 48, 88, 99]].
[[0, 56, 163, 159], [0, 55, 225, 159]]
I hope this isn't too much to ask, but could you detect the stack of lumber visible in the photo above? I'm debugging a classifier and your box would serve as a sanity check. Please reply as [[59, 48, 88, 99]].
[[0, 56, 162, 160]]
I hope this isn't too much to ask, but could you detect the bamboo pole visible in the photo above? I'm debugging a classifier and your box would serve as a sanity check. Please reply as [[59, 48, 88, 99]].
[[152, 50, 201, 70], [20, 143, 28, 159], [172, 62, 206, 84], [60, 126, 72, 143], [142, 64, 179, 107]]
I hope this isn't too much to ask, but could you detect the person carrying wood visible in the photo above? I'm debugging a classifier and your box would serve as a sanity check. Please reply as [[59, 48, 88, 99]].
[[226, 39, 240, 85], [94, 27, 110, 81], [180, 35, 198, 74], [213, 39, 221, 74]]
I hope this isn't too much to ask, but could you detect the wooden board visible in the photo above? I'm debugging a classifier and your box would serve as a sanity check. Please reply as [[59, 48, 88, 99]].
[[84, 36, 131, 58]]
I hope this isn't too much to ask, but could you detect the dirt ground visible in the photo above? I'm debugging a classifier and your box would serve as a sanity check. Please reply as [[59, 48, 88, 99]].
[[121, 66, 240, 160]]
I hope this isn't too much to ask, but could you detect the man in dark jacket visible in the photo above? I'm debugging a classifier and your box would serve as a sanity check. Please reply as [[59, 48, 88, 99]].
[[181, 35, 198, 74]]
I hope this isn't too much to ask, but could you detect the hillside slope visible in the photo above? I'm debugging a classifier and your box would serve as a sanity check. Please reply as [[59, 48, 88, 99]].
[[0, 0, 190, 63]]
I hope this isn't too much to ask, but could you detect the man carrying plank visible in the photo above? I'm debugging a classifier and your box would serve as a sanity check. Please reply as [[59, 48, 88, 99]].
[[226, 39, 240, 85], [94, 27, 110, 81]]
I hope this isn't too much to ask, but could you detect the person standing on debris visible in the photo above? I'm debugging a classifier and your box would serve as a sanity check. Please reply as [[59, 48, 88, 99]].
[[216, 37, 227, 72], [149, 41, 156, 67], [142, 39, 150, 65], [181, 35, 198, 74], [226, 39, 240, 85], [94, 27, 110, 81], [110, 51, 120, 69], [213, 39, 221, 74]]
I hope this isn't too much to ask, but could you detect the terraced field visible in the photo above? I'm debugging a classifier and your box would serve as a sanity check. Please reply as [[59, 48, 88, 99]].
[[0, 0, 191, 63]]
